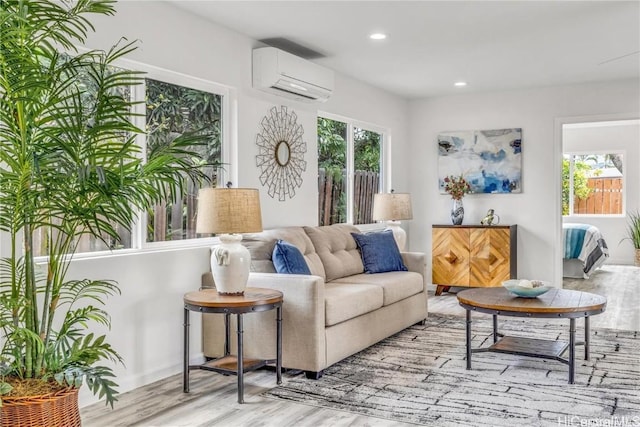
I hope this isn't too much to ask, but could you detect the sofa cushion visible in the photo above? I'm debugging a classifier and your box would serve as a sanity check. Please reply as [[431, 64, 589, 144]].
[[332, 271, 424, 306], [242, 227, 326, 279], [273, 240, 311, 274], [304, 224, 364, 282], [351, 230, 408, 273], [324, 283, 383, 326]]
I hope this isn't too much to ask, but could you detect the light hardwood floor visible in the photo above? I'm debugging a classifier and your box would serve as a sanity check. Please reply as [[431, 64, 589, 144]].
[[81, 265, 639, 427]]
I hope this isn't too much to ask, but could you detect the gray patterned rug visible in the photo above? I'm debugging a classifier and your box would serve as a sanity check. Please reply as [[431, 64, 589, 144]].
[[263, 314, 640, 426]]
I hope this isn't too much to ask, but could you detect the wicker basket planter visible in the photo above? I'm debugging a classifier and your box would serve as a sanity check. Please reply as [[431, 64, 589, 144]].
[[1, 387, 81, 427]]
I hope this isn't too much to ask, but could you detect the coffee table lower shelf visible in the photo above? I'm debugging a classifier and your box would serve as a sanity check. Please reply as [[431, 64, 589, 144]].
[[476, 336, 574, 364]]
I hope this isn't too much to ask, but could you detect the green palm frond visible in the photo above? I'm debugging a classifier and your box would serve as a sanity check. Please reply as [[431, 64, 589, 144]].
[[0, 0, 220, 407], [622, 211, 640, 249]]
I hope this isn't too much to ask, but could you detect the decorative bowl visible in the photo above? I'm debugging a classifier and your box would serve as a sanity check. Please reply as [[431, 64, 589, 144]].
[[502, 279, 552, 298]]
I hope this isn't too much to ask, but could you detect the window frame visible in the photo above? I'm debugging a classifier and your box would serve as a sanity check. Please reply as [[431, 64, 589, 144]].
[[317, 112, 390, 225], [563, 150, 626, 218]]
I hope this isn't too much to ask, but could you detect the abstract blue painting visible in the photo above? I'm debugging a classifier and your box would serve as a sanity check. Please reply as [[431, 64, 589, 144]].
[[438, 128, 522, 194]]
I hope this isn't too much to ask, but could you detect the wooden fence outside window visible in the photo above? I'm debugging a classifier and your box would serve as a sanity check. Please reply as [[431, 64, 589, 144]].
[[318, 168, 379, 225], [573, 177, 623, 215]]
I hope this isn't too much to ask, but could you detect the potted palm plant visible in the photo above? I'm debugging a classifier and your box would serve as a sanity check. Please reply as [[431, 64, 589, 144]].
[[0, 1, 214, 424], [622, 211, 640, 267]]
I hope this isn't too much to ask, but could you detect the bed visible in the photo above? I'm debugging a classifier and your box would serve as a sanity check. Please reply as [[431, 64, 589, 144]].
[[562, 223, 609, 278]]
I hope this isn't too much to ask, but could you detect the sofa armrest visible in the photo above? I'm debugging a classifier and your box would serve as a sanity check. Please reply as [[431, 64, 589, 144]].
[[201, 272, 328, 372], [401, 252, 427, 278], [401, 251, 428, 310]]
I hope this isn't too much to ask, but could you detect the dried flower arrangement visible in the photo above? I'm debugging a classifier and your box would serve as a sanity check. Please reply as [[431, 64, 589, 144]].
[[443, 175, 471, 200]]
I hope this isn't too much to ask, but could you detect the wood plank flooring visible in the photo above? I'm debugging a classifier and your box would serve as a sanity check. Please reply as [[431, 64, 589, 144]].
[[81, 265, 639, 427]]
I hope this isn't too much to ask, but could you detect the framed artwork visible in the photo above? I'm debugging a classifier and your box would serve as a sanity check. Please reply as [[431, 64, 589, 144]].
[[438, 128, 522, 194]]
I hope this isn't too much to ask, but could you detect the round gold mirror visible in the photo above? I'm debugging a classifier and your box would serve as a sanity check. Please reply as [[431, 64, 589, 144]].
[[275, 141, 291, 167]]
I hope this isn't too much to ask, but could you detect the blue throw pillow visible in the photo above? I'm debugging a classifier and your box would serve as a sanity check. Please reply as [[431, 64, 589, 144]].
[[272, 240, 311, 275], [351, 230, 408, 274]]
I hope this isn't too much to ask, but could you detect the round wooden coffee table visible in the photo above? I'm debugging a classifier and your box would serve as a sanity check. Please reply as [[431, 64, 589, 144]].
[[183, 287, 283, 403], [457, 287, 607, 384]]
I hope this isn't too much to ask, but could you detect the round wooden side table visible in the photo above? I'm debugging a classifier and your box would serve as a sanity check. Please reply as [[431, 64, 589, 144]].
[[183, 287, 283, 404]]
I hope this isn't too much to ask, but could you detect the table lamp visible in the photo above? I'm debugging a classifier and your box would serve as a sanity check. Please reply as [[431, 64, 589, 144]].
[[372, 192, 413, 251], [196, 187, 263, 295]]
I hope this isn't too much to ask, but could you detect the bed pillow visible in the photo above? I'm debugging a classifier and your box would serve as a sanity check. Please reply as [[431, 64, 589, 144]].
[[272, 239, 311, 275], [351, 230, 408, 274]]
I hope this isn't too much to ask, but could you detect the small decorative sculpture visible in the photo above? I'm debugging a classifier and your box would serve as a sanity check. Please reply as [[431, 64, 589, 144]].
[[480, 209, 500, 226]]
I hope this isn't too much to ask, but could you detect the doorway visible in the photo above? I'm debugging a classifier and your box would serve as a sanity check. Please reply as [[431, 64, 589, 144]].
[[555, 116, 640, 285]]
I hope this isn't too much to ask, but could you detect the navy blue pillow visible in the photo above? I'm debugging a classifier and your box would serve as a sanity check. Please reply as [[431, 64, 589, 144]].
[[351, 230, 408, 274], [272, 240, 311, 275]]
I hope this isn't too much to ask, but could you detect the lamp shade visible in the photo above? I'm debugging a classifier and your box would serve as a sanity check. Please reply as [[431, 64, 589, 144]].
[[196, 188, 263, 234], [372, 193, 413, 221]]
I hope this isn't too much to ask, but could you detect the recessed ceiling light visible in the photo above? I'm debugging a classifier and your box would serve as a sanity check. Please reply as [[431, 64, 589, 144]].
[[454, 81, 467, 87], [369, 33, 387, 40]]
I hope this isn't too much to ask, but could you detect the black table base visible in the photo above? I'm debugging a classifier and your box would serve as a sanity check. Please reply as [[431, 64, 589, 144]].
[[461, 305, 604, 384], [183, 301, 282, 403]]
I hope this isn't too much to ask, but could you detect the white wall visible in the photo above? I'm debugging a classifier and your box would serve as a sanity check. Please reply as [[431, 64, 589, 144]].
[[563, 121, 640, 265], [408, 79, 640, 289], [69, 1, 407, 406]]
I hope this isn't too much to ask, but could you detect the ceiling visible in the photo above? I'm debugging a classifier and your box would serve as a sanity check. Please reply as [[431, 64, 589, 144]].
[[170, 1, 640, 99]]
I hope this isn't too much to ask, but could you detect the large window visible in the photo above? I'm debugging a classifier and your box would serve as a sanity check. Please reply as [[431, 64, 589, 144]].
[[562, 153, 624, 216], [33, 64, 228, 257], [145, 78, 222, 243], [317, 116, 384, 225]]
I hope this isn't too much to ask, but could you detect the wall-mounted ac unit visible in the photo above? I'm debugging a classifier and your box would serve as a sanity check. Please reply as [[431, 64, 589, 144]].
[[252, 47, 334, 103]]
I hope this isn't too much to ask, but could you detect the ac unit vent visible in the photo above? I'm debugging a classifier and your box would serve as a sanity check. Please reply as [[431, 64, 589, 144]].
[[252, 47, 334, 103], [270, 85, 318, 101]]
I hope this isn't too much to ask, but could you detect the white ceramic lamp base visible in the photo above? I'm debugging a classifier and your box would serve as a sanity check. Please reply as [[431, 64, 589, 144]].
[[386, 220, 407, 251], [210, 234, 251, 295]]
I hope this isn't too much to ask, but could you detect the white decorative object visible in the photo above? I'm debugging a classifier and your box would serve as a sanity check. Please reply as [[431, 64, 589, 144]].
[[502, 279, 551, 298], [211, 235, 252, 295], [372, 192, 413, 251], [196, 188, 263, 295]]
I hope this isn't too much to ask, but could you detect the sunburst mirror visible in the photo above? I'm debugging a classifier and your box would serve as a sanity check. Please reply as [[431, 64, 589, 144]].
[[256, 106, 307, 201]]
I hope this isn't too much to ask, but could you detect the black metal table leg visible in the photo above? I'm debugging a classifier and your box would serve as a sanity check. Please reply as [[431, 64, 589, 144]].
[[276, 306, 282, 385], [492, 314, 498, 343], [466, 309, 472, 369], [569, 318, 576, 384], [237, 313, 244, 404], [585, 316, 590, 361], [224, 313, 231, 356], [183, 308, 190, 393]]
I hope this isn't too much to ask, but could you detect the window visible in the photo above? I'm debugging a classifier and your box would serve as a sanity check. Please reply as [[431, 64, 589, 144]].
[[33, 63, 228, 257], [317, 116, 384, 225], [144, 78, 222, 243], [562, 153, 624, 216], [32, 60, 135, 256]]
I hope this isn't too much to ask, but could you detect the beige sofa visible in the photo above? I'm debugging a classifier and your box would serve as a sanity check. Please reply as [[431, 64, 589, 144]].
[[201, 224, 428, 378]]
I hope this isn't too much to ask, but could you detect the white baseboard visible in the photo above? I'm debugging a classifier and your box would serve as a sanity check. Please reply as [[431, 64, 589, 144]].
[[79, 352, 205, 408]]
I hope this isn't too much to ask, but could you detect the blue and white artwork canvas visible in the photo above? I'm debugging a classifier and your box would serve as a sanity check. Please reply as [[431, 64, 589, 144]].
[[438, 128, 522, 194]]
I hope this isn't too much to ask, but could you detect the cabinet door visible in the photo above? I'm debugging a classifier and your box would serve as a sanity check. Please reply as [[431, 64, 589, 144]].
[[432, 228, 470, 286], [469, 228, 511, 287]]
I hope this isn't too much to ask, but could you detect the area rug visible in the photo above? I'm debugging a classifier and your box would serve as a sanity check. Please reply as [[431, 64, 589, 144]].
[[263, 314, 640, 426]]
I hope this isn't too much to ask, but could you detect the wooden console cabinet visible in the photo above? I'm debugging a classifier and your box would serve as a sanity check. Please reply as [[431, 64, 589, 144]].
[[432, 225, 517, 296]]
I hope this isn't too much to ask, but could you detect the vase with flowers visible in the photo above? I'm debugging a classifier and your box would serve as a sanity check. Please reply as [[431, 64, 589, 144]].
[[443, 175, 471, 225]]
